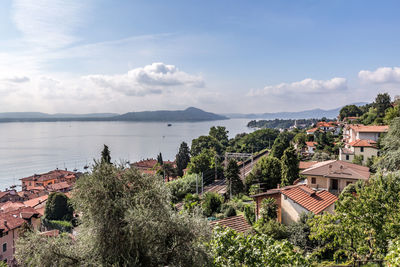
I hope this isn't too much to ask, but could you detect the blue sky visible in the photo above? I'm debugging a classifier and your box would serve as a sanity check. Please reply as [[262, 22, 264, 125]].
[[0, 0, 399, 113]]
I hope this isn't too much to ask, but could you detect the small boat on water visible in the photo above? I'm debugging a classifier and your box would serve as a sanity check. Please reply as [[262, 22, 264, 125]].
[[167, 123, 172, 127]]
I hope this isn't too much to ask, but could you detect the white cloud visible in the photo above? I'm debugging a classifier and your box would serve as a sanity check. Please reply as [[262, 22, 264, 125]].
[[248, 77, 347, 96], [12, 0, 86, 49], [358, 67, 400, 84], [2, 76, 30, 83], [85, 62, 204, 96]]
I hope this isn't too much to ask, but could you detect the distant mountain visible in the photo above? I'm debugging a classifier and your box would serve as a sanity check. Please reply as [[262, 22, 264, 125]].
[[224, 102, 368, 120], [0, 108, 227, 122], [114, 107, 228, 122]]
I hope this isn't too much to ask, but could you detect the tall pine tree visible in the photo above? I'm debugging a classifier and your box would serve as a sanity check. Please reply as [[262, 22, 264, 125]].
[[101, 144, 111, 164], [281, 146, 300, 186], [176, 142, 190, 177]]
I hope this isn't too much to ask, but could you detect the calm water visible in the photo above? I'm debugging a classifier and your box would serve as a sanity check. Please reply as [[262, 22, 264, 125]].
[[0, 119, 252, 190]]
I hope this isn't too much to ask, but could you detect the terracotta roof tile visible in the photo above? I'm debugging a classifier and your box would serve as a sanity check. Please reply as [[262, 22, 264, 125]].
[[305, 141, 317, 147], [46, 181, 71, 191], [210, 215, 251, 233], [306, 127, 319, 133], [349, 139, 377, 148], [349, 124, 389, 133], [299, 161, 318, 170], [23, 195, 48, 208], [21, 170, 77, 182], [281, 185, 337, 214], [300, 160, 370, 180]]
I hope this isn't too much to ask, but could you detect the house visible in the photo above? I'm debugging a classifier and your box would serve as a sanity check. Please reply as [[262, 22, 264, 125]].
[[20, 170, 78, 191], [0, 191, 23, 203], [131, 159, 177, 181], [305, 141, 317, 155], [339, 139, 378, 164], [299, 161, 318, 171], [306, 127, 319, 135], [300, 160, 370, 194], [46, 181, 72, 193], [209, 215, 252, 233], [0, 207, 41, 265], [251, 184, 337, 225], [343, 124, 389, 143]]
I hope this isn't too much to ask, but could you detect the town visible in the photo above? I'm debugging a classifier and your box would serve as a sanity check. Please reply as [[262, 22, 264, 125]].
[[1, 93, 399, 266]]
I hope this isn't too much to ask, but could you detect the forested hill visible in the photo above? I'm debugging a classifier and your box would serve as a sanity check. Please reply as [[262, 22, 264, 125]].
[[0, 107, 228, 122], [114, 107, 228, 122]]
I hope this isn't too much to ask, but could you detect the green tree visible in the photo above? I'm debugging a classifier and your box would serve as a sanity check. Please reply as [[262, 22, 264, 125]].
[[281, 146, 300, 186], [224, 159, 244, 197], [339, 105, 362, 120], [209, 227, 309, 266], [228, 128, 279, 153], [287, 213, 317, 253], [44, 192, 73, 221], [101, 144, 111, 164], [374, 118, 400, 171], [259, 198, 277, 220], [360, 107, 379, 125], [187, 149, 216, 176], [167, 173, 199, 203], [175, 141, 190, 177], [202, 192, 223, 217], [209, 126, 229, 147], [16, 163, 212, 266], [191, 135, 223, 156], [293, 132, 307, 151], [245, 156, 282, 191], [157, 152, 163, 165], [183, 193, 201, 213], [384, 105, 400, 125], [374, 92, 392, 118], [309, 172, 400, 263], [352, 155, 364, 165], [271, 131, 294, 159]]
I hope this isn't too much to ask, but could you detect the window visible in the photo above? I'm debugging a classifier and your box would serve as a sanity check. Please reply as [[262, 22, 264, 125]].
[[3, 243, 7, 252], [360, 147, 364, 152], [311, 177, 316, 184], [346, 155, 350, 160]]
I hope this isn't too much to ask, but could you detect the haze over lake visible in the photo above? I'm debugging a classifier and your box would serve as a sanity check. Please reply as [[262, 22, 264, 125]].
[[0, 119, 252, 190]]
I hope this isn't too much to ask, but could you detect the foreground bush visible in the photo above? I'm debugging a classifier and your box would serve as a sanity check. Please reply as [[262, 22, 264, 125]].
[[209, 227, 309, 267]]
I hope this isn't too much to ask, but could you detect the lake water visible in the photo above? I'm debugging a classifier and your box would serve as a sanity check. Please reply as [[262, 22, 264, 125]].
[[0, 119, 252, 190]]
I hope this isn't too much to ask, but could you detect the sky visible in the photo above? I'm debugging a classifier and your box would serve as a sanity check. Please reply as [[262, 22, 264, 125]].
[[0, 0, 400, 114]]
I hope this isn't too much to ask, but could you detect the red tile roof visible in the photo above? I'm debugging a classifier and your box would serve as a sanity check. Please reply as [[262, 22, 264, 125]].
[[305, 141, 317, 148], [0, 207, 40, 232], [306, 127, 319, 133], [300, 160, 370, 180], [317, 121, 336, 127], [21, 170, 77, 182], [349, 139, 377, 148], [210, 215, 252, 233], [46, 181, 72, 191], [280, 185, 337, 214], [23, 195, 48, 208], [349, 124, 389, 133], [299, 161, 318, 170], [0, 201, 25, 212]]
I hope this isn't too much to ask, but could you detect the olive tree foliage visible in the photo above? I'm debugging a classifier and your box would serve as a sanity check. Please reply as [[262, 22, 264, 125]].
[[209, 227, 309, 267], [375, 118, 400, 171], [309, 172, 400, 263], [16, 163, 212, 267]]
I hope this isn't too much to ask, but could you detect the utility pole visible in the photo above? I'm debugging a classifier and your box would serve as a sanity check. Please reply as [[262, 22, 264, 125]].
[[230, 176, 232, 199], [215, 156, 217, 181], [196, 173, 198, 194], [201, 172, 204, 195]]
